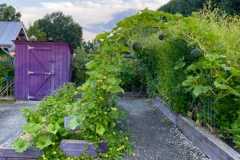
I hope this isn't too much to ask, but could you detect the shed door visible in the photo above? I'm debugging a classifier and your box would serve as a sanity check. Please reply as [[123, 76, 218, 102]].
[[27, 46, 55, 100]]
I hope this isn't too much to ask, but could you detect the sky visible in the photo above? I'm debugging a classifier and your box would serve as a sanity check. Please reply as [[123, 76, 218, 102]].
[[1, 0, 170, 40]]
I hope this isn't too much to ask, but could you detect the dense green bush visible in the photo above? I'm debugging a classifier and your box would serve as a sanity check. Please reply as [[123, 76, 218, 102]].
[[174, 10, 240, 145]]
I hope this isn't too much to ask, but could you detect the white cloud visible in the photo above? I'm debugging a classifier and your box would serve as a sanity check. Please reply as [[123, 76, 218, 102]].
[[18, 0, 170, 40]]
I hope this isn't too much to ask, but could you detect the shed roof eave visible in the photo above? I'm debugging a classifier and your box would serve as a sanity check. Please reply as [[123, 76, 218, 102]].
[[0, 44, 12, 48]]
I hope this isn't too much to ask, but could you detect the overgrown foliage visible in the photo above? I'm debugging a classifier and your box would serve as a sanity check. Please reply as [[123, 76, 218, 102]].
[[174, 9, 240, 146], [96, 10, 189, 110], [13, 84, 77, 154], [69, 39, 131, 159], [95, 9, 240, 149]]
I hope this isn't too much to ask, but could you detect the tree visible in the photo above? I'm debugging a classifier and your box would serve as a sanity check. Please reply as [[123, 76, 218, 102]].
[[28, 12, 82, 48], [0, 4, 21, 21], [220, 0, 240, 14], [159, 0, 240, 15], [27, 23, 47, 41]]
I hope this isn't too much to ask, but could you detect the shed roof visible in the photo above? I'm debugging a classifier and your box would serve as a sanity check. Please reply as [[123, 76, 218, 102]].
[[0, 21, 28, 48]]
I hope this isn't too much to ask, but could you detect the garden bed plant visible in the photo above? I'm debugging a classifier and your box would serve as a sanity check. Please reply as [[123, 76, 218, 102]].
[[13, 82, 130, 159]]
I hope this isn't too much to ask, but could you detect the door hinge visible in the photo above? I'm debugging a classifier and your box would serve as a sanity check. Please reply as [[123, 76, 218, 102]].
[[28, 71, 34, 75], [27, 95, 35, 100], [27, 45, 35, 50]]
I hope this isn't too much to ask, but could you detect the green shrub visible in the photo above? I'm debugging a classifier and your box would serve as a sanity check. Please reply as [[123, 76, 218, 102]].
[[14, 77, 130, 160], [173, 10, 240, 137], [13, 84, 95, 160], [13, 84, 78, 157]]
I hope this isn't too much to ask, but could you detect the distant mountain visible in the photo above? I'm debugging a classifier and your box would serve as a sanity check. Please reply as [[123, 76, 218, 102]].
[[159, 0, 204, 16], [159, 0, 240, 16]]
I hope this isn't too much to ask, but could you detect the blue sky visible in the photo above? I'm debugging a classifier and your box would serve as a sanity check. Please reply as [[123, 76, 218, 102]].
[[1, 0, 169, 40]]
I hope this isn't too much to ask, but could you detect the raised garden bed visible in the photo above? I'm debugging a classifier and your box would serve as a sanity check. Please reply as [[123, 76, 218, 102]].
[[153, 97, 240, 160], [0, 116, 108, 159], [0, 143, 41, 160]]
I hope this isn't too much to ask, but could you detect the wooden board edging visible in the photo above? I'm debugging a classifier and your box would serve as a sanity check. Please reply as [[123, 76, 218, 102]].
[[0, 147, 41, 160], [153, 97, 240, 160]]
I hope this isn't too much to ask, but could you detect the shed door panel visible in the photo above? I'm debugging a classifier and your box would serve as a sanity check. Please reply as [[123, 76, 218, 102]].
[[28, 46, 55, 100]]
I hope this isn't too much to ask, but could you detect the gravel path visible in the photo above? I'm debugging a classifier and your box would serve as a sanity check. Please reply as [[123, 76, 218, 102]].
[[118, 97, 210, 160], [0, 102, 38, 146], [0, 98, 210, 160]]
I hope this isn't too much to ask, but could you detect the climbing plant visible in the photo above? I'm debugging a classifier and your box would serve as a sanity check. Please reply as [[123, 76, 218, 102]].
[[69, 41, 131, 159], [13, 31, 131, 160]]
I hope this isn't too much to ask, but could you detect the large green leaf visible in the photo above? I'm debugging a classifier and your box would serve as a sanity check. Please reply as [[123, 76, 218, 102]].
[[12, 138, 30, 153], [96, 124, 106, 136], [48, 123, 61, 134], [23, 123, 42, 136], [214, 81, 229, 90], [193, 85, 210, 97], [174, 58, 186, 70], [231, 67, 240, 77], [35, 135, 53, 149], [230, 88, 240, 97], [182, 76, 198, 87]]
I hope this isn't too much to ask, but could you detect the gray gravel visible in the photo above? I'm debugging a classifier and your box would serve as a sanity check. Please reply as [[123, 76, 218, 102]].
[[0, 102, 38, 146], [118, 97, 210, 160]]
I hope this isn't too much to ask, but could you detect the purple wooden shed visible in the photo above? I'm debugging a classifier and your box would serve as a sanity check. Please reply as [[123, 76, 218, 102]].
[[14, 41, 72, 100]]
